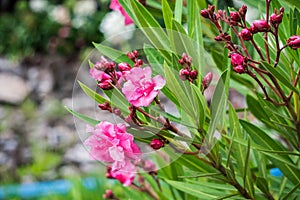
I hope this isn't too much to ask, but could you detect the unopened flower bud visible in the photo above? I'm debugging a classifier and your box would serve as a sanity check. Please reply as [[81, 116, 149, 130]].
[[113, 108, 121, 116], [143, 160, 157, 173], [179, 69, 190, 80], [214, 35, 223, 41], [103, 190, 114, 199], [189, 70, 198, 80], [134, 59, 143, 67], [127, 51, 138, 60], [150, 139, 165, 150], [99, 102, 112, 112], [280, 7, 284, 13], [98, 79, 113, 90], [224, 33, 231, 41], [202, 72, 213, 89], [181, 53, 192, 66], [200, 9, 209, 18], [239, 28, 252, 41], [239, 5, 247, 17], [251, 20, 270, 33], [287, 35, 300, 50], [230, 12, 241, 22], [270, 13, 283, 25], [233, 65, 245, 74], [207, 5, 215, 13], [118, 62, 131, 72], [230, 53, 244, 66]]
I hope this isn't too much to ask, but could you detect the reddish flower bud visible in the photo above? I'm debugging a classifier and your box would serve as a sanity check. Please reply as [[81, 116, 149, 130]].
[[150, 139, 165, 150], [103, 190, 114, 199], [99, 102, 112, 112], [230, 53, 244, 66], [214, 35, 223, 41], [118, 62, 131, 71], [207, 5, 215, 13], [287, 35, 300, 50], [239, 28, 252, 41], [202, 72, 213, 89], [113, 108, 121, 115], [233, 65, 245, 74], [270, 13, 283, 25], [280, 7, 284, 13], [200, 9, 209, 18], [179, 69, 190, 80], [98, 79, 113, 90], [224, 33, 231, 41], [127, 51, 138, 60], [230, 12, 241, 22], [239, 5, 247, 17], [182, 53, 192, 66], [189, 70, 198, 80], [251, 20, 270, 33], [134, 59, 143, 67]]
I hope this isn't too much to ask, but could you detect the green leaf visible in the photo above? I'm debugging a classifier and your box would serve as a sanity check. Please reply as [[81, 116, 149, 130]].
[[281, 182, 300, 200], [162, 0, 173, 30], [104, 88, 130, 115], [206, 70, 229, 144], [256, 177, 269, 194], [241, 120, 300, 185], [165, 180, 219, 199], [65, 106, 99, 126], [119, 0, 172, 63], [260, 61, 298, 94], [282, 0, 300, 10], [78, 81, 107, 104], [144, 44, 165, 76], [174, 0, 183, 23], [93, 42, 133, 65]]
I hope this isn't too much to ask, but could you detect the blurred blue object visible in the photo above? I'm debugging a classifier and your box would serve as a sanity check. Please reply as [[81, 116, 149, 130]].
[[0, 177, 98, 199], [270, 168, 283, 177]]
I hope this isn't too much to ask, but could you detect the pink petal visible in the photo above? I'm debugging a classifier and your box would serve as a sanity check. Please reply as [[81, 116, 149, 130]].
[[152, 75, 166, 90]]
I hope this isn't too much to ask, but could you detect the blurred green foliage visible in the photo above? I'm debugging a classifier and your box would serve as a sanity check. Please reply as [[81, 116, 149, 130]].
[[0, 0, 109, 60]]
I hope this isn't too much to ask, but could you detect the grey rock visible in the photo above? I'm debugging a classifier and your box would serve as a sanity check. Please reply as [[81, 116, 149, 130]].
[[0, 73, 30, 104]]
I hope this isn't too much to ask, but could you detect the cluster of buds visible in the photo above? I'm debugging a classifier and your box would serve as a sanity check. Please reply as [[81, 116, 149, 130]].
[[126, 50, 143, 67], [230, 53, 246, 74], [178, 53, 198, 81], [90, 57, 122, 90]]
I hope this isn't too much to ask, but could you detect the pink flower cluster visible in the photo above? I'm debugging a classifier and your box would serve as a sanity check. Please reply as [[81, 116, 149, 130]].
[[90, 51, 166, 108], [122, 67, 166, 107], [85, 121, 141, 186]]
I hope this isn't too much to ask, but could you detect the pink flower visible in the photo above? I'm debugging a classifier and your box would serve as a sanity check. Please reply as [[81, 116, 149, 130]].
[[107, 161, 137, 186], [287, 35, 300, 50], [85, 121, 141, 172], [110, 0, 133, 25], [122, 67, 166, 107]]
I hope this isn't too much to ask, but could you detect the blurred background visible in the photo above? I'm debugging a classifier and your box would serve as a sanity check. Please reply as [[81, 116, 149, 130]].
[[0, 0, 137, 199]]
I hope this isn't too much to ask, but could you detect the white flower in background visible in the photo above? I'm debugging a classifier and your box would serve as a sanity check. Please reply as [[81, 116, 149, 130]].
[[100, 11, 135, 45], [50, 5, 70, 25], [29, 0, 48, 12], [74, 0, 97, 17]]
